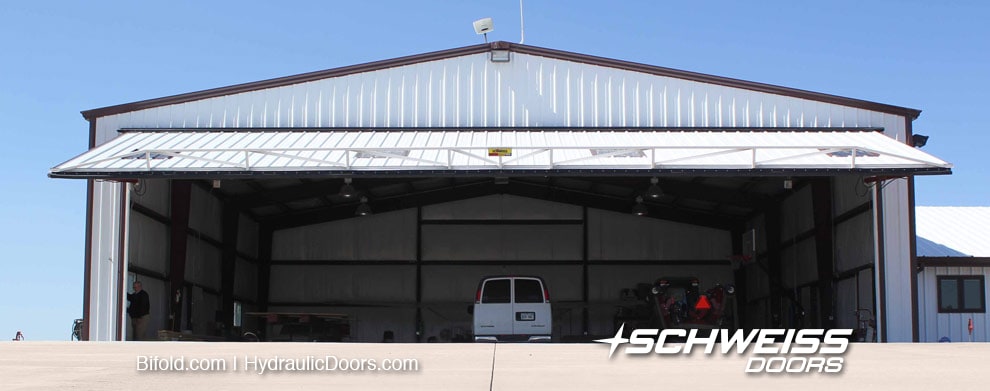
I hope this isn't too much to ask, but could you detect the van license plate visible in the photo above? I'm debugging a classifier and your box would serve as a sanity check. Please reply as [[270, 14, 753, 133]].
[[516, 312, 536, 321]]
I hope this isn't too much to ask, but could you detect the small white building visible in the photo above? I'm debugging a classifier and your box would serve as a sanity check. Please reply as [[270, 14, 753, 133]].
[[50, 42, 951, 342], [916, 206, 990, 342]]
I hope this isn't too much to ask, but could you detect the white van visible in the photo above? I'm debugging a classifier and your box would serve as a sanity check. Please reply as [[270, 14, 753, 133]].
[[472, 276, 552, 342]]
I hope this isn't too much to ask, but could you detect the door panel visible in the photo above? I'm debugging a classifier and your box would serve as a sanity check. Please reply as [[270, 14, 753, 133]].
[[473, 279, 512, 335], [512, 278, 551, 335]]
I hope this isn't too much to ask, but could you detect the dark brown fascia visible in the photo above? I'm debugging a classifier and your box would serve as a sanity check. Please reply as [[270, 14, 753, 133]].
[[918, 257, 990, 268], [81, 41, 921, 121]]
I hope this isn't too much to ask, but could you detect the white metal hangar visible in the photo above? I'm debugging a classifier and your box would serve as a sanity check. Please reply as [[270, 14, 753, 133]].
[[51, 42, 951, 342]]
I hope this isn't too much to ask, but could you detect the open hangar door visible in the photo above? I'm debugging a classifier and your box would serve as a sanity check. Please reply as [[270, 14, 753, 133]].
[[52, 128, 950, 341], [121, 174, 878, 342]]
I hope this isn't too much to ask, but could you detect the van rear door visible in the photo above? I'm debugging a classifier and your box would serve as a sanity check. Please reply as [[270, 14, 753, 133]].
[[512, 278, 551, 336], [475, 278, 512, 336]]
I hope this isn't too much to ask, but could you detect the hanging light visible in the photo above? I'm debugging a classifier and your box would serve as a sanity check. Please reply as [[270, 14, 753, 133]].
[[645, 177, 663, 199], [355, 196, 373, 216], [631, 196, 648, 216], [339, 177, 358, 199]]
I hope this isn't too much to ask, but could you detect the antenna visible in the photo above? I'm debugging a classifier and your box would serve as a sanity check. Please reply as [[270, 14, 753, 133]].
[[473, 18, 494, 43], [519, 0, 525, 44]]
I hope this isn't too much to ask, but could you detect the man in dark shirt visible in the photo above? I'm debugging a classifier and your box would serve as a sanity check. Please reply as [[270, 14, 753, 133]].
[[126, 281, 151, 341]]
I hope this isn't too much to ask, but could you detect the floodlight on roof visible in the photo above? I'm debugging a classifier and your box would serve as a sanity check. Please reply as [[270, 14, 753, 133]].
[[473, 18, 494, 43]]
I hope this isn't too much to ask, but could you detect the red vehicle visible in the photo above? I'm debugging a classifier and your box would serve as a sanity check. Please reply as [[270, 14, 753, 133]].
[[612, 277, 736, 337], [650, 277, 736, 330]]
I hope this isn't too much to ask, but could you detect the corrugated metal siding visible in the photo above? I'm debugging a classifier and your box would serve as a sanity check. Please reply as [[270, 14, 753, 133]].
[[90, 181, 127, 341], [421, 194, 581, 220], [272, 209, 417, 261], [188, 185, 222, 241], [127, 212, 168, 275], [878, 179, 913, 341], [587, 208, 731, 260], [916, 207, 990, 257], [236, 213, 259, 258], [92, 53, 910, 145], [919, 267, 990, 342], [233, 257, 256, 299]]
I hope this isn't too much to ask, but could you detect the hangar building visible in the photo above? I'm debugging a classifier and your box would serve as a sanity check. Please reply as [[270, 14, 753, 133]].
[[50, 42, 951, 342]]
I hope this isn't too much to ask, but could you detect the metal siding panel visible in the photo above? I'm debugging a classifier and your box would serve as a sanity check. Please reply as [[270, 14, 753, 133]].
[[271, 209, 416, 261], [421, 194, 581, 220], [833, 175, 871, 217], [130, 179, 170, 217], [236, 214, 259, 258], [836, 212, 874, 272], [184, 235, 221, 290], [268, 265, 415, 303], [421, 225, 581, 261], [587, 208, 731, 261], [233, 257, 257, 299], [188, 185, 222, 240], [128, 212, 168, 275], [421, 265, 581, 302], [89, 181, 124, 340], [780, 186, 814, 241], [880, 179, 913, 342], [836, 277, 858, 329]]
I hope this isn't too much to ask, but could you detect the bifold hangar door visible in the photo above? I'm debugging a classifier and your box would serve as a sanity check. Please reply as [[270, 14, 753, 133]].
[[52, 127, 951, 341]]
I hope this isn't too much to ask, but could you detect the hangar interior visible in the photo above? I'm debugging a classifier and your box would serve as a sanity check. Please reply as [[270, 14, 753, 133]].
[[123, 174, 876, 342]]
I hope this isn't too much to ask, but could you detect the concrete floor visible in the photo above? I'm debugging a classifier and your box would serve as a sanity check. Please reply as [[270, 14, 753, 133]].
[[1, 341, 988, 390]]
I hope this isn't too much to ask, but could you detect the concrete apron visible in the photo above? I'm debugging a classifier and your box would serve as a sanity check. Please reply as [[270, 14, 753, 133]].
[[0, 342, 986, 390]]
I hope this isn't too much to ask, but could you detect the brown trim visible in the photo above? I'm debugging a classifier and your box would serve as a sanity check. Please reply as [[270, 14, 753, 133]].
[[220, 203, 239, 335], [82, 179, 94, 341], [765, 205, 783, 327], [918, 257, 990, 268], [811, 178, 836, 329], [81, 42, 920, 121], [874, 183, 888, 342], [257, 226, 273, 312], [510, 44, 921, 119], [81, 118, 97, 341], [88, 118, 97, 149], [81, 43, 493, 120], [905, 117, 920, 342], [167, 181, 193, 331], [116, 182, 128, 341]]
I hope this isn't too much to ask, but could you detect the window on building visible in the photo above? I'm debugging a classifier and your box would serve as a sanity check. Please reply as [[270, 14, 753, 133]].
[[937, 276, 986, 313], [233, 301, 243, 328]]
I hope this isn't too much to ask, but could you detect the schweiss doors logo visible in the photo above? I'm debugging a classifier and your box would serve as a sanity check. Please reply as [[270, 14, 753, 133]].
[[595, 325, 853, 373]]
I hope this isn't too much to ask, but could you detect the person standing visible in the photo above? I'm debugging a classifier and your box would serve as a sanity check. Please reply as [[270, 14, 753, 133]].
[[127, 281, 151, 341]]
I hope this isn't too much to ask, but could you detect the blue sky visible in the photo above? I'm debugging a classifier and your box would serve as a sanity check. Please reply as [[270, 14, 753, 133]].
[[1, 1, 986, 340]]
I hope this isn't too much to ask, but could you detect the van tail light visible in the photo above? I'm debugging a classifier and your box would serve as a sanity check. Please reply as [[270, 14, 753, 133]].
[[543, 287, 550, 302], [476, 287, 482, 303]]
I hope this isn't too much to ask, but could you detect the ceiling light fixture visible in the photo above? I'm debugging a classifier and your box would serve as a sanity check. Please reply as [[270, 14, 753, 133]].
[[645, 177, 663, 199], [339, 178, 358, 199], [355, 196, 372, 216], [632, 196, 648, 216]]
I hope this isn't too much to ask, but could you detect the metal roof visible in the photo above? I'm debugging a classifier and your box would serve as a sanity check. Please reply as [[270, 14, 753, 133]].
[[916, 206, 990, 257], [50, 128, 950, 179]]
